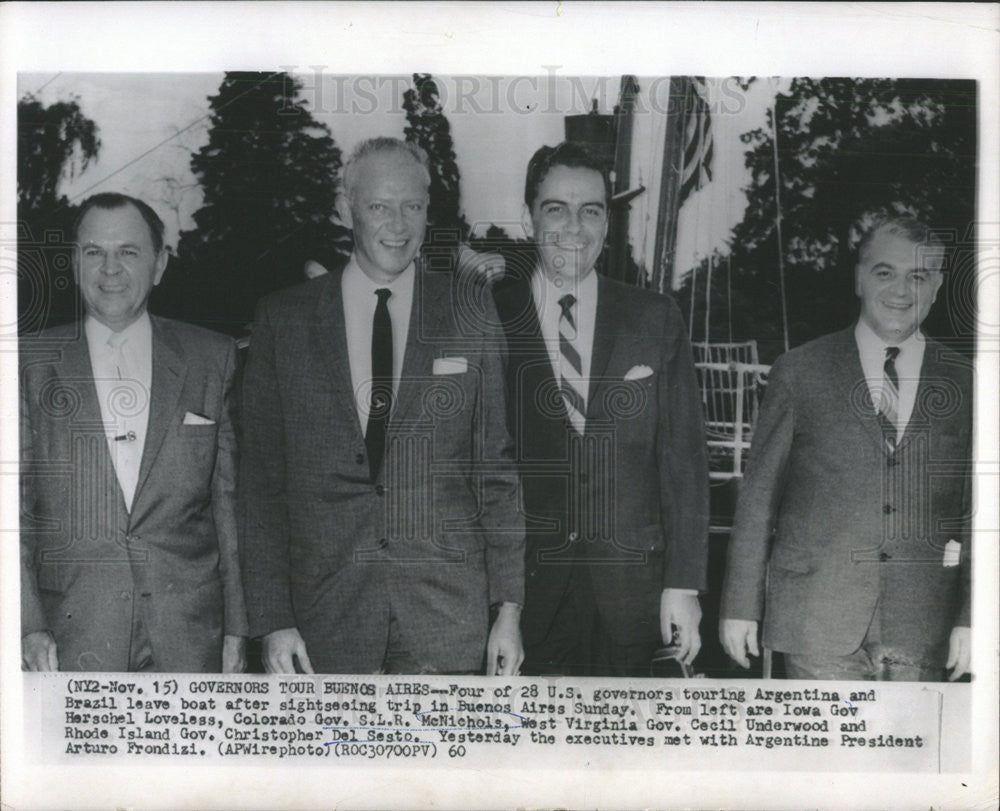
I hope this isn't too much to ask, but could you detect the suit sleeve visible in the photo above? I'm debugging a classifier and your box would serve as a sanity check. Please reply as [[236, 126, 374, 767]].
[[20, 363, 47, 638], [212, 341, 249, 637], [473, 292, 525, 606], [719, 354, 796, 621], [657, 300, 710, 591], [239, 300, 297, 637], [957, 382, 972, 628]]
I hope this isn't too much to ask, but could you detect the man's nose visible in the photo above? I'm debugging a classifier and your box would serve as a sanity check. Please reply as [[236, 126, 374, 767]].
[[565, 211, 583, 234], [387, 207, 407, 233], [101, 253, 123, 274]]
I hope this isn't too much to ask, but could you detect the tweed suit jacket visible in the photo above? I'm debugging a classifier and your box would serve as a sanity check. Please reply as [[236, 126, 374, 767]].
[[239, 263, 524, 674], [493, 275, 710, 648], [720, 327, 972, 666], [20, 317, 248, 672]]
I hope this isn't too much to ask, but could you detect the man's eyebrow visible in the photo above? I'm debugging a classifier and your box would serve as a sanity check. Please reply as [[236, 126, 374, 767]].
[[538, 198, 605, 210]]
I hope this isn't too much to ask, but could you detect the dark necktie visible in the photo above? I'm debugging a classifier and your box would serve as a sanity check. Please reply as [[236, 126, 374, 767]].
[[879, 346, 901, 452], [365, 288, 393, 480]]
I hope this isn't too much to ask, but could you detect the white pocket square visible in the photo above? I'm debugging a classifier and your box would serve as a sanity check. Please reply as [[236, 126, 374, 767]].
[[183, 411, 215, 426], [624, 364, 654, 381], [433, 357, 468, 375], [942, 539, 961, 568]]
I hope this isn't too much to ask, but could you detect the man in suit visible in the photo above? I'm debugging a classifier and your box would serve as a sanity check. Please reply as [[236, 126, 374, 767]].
[[720, 216, 972, 681], [21, 193, 247, 672], [493, 142, 710, 677], [239, 137, 524, 675]]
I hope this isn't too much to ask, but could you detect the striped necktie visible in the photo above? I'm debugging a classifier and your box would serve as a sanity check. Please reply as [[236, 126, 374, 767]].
[[558, 294, 587, 435], [879, 346, 901, 452]]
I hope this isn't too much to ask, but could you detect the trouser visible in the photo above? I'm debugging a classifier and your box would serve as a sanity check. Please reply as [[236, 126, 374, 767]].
[[521, 567, 659, 678]]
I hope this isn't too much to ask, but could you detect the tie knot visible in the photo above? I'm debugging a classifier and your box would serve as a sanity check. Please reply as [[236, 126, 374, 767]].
[[558, 294, 576, 316], [375, 288, 392, 305], [885, 346, 900, 363], [107, 331, 127, 351]]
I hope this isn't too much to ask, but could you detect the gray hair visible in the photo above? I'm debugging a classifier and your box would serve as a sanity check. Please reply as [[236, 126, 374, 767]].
[[857, 215, 945, 267], [341, 137, 431, 199]]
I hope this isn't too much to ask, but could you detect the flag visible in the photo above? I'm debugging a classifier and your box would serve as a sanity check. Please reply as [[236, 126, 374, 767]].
[[649, 76, 715, 293], [678, 77, 714, 204]]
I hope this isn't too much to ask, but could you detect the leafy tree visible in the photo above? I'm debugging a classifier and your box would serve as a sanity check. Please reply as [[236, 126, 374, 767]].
[[17, 93, 101, 332], [403, 74, 469, 246], [176, 71, 349, 332], [679, 78, 976, 362]]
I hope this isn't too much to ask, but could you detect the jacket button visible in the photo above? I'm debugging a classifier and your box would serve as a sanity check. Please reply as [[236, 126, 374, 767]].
[[568, 531, 579, 542], [120, 591, 131, 601], [375, 484, 385, 496], [355, 453, 365, 465], [886, 456, 898, 467], [879, 552, 891, 562], [377, 538, 387, 549], [883, 504, 895, 514]]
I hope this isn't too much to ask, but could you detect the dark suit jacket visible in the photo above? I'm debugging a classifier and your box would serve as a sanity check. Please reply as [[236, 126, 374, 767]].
[[721, 327, 972, 667], [493, 275, 710, 648], [20, 316, 248, 672], [239, 263, 524, 673]]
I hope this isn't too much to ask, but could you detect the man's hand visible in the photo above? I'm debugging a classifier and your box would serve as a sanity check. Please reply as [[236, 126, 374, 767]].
[[660, 589, 702, 665], [486, 602, 523, 676], [22, 631, 58, 671], [262, 627, 314, 674], [457, 244, 506, 284], [946, 626, 971, 681], [222, 635, 247, 674], [719, 618, 760, 669]]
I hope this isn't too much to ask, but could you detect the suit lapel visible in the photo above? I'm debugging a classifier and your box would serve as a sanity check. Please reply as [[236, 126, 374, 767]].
[[392, 264, 447, 424], [313, 270, 366, 439], [587, 274, 626, 417], [135, 317, 186, 499], [830, 326, 888, 453], [58, 329, 129, 519], [496, 279, 568, 424]]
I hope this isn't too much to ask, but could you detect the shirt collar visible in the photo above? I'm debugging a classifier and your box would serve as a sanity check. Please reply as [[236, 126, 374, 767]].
[[530, 266, 598, 313], [84, 311, 152, 350], [342, 253, 416, 300], [854, 317, 924, 360]]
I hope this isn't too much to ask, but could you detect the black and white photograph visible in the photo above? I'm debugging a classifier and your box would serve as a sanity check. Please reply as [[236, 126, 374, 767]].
[[2, 3, 997, 809]]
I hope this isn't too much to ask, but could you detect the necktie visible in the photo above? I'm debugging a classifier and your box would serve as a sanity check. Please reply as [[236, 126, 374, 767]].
[[558, 294, 587, 435], [879, 346, 901, 452], [365, 288, 393, 480], [107, 332, 142, 510]]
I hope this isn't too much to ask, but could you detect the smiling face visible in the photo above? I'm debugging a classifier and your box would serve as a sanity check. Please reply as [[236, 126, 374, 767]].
[[338, 151, 429, 283], [523, 164, 608, 283], [74, 203, 168, 332], [855, 230, 944, 344]]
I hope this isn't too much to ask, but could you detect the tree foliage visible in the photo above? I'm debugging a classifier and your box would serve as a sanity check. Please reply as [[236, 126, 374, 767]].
[[17, 93, 102, 332], [403, 74, 469, 246], [678, 78, 977, 361], [173, 72, 349, 331]]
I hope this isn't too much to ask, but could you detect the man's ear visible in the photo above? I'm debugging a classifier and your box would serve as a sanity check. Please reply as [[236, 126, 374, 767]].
[[521, 204, 534, 240], [336, 194, 353, 230], [153, 249, 169, 286]]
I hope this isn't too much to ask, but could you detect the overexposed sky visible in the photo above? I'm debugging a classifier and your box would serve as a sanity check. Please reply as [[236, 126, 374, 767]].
[[19, 71, 773, 283]]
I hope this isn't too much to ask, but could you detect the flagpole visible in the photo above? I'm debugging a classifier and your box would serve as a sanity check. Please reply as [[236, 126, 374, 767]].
[[770, 94, 791, 353]]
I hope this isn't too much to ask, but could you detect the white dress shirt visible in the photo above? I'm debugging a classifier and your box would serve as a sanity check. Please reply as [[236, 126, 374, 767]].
[[855, 318, 926, 437], [85, 312, 153, 511], [531, 267, 599, 390], [342, 255, 415, 432]]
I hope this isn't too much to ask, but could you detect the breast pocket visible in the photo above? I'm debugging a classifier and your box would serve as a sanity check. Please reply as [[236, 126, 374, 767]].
[[174, 423, 219, 470]]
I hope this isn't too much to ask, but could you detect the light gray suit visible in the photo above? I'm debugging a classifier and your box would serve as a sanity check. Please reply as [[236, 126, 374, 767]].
[[21, 317, 248, 672]]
